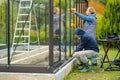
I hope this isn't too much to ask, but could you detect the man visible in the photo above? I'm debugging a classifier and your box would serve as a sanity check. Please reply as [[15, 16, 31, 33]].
[[73, 28, 99, 72]]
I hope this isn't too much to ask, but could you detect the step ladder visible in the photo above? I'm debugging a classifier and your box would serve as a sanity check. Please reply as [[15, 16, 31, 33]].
[[11, 0, 39, 58]]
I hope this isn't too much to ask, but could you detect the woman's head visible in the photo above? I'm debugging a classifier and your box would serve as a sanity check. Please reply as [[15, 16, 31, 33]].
[[54, 7, 60, 15], [86, 7, 96, 15]]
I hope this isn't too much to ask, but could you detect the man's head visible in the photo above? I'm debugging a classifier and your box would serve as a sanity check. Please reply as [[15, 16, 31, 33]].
[[86, 7, 96, 15], [75, 28, 85, 38]]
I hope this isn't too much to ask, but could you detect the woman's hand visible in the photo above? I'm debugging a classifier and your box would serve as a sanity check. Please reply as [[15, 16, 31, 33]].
[[70, 8, 76, 13]]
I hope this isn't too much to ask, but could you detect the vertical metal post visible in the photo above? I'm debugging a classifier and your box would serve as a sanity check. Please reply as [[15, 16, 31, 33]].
[[7, 0, 10, 65], [64, 0, 67, 59], [80, 0, 83, 28], [86, 0, 88, 7], [78, 0, 80, 27], [12, 0, 14, 40], [39, 4, 41, 43], [81, 0, 84, 28], [72, 0, 76, 52], [0, 6, 2, 28], [75, 0, 77, 27], [49, 0, 54, 71], [75, 0, 77, 49], [69, 0, 72, 56], [45, 3, 47, 42], [59, 0, 61, 61]]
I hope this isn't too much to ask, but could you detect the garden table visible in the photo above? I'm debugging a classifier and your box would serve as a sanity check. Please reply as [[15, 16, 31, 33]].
[[98, 39, 120, 70]]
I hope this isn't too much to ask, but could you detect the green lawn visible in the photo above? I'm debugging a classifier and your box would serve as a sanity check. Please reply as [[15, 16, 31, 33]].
[[64, 45, 120, 80]]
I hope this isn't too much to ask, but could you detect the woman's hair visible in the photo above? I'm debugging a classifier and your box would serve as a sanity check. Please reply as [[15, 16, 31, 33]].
[[88, 7, 96, 14], [53, 7, 59, 14]]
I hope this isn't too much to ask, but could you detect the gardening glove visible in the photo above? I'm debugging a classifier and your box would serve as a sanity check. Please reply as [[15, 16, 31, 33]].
[[70, 8, 76, 13]]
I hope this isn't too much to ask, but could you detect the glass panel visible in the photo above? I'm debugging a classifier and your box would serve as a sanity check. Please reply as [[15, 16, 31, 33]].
[[9, 0, 49, 66], [53, 0, 75, 67], [0, 0, 88, 72], [0, 0, 7, 64]]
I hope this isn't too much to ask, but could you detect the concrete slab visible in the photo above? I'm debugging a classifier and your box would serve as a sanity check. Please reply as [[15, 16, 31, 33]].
[[0, 58, 76, 80]]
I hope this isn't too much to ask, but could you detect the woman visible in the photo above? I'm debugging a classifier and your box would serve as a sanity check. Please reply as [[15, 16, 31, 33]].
[[71, 7, 97, 39], [53, 7, 65, 44]]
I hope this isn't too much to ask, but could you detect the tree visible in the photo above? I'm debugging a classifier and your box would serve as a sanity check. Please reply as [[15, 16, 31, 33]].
[[97, 0, 120, 39], [99, 0, 107, 5]]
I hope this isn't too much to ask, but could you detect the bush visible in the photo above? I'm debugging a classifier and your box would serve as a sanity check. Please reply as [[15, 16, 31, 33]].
[[97, 0, 120, 39], [99, 0, 107, 5]]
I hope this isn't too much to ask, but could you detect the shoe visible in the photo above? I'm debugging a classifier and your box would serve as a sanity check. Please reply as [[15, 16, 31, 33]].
[[78, 63, 83, 70], [79, 62, 83, 66], [80, 67, 89, 72], [80, 62, 89, 72], [78, 66, 83, 70], [92, 63, 98, 66]]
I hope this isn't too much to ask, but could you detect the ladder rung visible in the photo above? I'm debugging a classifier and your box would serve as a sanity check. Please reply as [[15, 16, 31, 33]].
[[16, 28, 29, 30], [18, 14, 29, 16], [15, 36, 29, 37], [31, 25, 37, 27], [13, 43, 29, 45], [17, 21, 30, 23], [13, 51, 29, 53], [21, 0, 31, 1], [20, 7, 31, 9]]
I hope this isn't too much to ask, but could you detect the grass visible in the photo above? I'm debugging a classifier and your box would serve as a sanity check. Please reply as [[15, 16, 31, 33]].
[[64, 45, 120, 80], [64, 68, 120, 80]]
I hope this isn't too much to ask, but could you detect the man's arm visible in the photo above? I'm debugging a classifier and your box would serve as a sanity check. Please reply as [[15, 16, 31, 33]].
[[75, 36, 88, 51]]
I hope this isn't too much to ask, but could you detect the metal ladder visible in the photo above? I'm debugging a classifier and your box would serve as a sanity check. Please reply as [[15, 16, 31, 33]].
[[11, 0, 39, 57]]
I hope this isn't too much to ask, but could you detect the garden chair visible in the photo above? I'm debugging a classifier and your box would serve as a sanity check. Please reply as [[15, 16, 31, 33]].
[[88, 53, 104, 72]]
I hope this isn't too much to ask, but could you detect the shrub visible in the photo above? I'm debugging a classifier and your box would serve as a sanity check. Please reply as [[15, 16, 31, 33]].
[[97, 0, 120, 39], [99, 0, 107, 5]]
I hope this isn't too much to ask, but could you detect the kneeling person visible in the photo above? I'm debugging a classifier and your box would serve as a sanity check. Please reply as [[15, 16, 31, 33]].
[[73, 28, 99, 72]]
